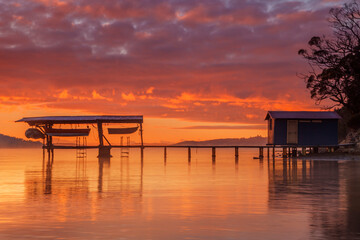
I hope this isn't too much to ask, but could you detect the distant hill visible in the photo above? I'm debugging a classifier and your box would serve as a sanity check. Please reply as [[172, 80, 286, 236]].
[[173, 136, 267, 146], [0, 133, 42, 148]]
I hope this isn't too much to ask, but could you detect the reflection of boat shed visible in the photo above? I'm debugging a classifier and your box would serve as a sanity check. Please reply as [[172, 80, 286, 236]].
[[265, 111, 341, 146]]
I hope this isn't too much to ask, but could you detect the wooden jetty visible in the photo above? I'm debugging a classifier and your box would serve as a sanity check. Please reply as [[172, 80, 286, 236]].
[[16, 115, 339, 160], [40, 144, 339, 161]]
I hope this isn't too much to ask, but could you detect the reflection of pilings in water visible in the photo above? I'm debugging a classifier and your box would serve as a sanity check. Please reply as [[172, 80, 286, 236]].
[[140, 153, 143, 196], [259, 157, 264, 169], [44, 149, 54, 194], [283, 159, 288, 183], [75, 150, 87, 184], [98, 156, 110, 193], [291, 159, 298, 182], [302, 160, 307, 180]]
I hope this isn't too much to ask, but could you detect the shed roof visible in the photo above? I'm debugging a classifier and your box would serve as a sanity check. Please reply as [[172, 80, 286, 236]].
[[265, 111, 341, 120], [16, 115, 143, 125]]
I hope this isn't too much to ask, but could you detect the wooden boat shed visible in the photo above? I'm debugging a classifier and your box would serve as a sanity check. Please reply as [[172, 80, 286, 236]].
[[265, 111, 341, 146], [16, 115, 144, 148]]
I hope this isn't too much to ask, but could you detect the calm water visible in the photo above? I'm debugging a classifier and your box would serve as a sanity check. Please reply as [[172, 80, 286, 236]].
[[0, 148, 360, 240]]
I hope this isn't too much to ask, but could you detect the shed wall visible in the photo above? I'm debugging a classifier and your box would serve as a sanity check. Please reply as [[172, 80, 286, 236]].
[[271, 119, 338, 146], [298, 119, 338, 146], [273, 119, 287, 145]]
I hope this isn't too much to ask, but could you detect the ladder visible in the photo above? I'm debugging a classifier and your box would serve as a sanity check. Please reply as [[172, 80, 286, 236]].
[[120, 136, 130, 158], [76, 136, 87, 159]]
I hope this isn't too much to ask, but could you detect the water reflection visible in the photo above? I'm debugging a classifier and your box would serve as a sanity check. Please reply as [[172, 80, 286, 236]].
[[44, 150, 53, 194], [1, 149, 360, 239], [268, 158, 360, 239]]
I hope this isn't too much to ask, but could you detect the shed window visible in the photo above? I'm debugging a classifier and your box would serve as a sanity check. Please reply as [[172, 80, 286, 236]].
[[269, 119, 272, 130], [299, 120, 311, 123], [312, 120, 322, 123]]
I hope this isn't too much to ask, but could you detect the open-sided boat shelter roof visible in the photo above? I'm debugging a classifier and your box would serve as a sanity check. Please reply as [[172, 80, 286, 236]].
[[265, 111, 341, 120], [16, 115, 143, 126]]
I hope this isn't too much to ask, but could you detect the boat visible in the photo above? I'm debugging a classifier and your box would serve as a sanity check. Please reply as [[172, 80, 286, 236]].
[[44, 128, 90, 137], [107, 127, 138, 134], [25, 128, 45, 139]]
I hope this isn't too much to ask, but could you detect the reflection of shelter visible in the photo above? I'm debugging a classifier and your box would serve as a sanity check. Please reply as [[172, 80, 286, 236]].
[[265, 111, 340, 146], [16, 116, 144, 150]]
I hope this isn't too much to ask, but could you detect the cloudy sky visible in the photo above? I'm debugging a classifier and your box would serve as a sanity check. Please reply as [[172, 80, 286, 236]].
[[0, 0, 347, 143]]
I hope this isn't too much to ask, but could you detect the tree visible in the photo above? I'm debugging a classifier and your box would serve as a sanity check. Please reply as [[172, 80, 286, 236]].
[[298, 0, 360, 115]]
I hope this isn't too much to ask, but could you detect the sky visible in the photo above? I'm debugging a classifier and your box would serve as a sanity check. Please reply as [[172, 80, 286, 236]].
[[0, 0, 347, 143]]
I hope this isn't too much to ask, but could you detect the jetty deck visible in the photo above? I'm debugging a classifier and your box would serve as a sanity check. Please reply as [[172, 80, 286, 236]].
[[42, 144, 339, 160], [17, 115, 340, 159]]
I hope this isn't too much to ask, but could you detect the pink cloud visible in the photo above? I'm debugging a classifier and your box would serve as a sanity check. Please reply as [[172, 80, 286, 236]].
[[0, 0, 343, 125]]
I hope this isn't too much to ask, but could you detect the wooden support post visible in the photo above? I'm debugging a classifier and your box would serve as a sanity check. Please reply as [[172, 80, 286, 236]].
[[212, 147, 216, 163], [302, 147, 306, 156], [97, 122, 104, 147], [45, 124, 54, 148], [235, 147, 239, 163], [49, 136, 53, 148], [188, 147, 191, 162], [140, 123, 144, 149], [98, 146, 111, 158], [314, 147, 319, 153], [292, 148, 297, 157], [164, 147, 167, 162], [267, 147, 269, 158], [288, 147, 291, 157], [259, 147, 264, 158], [273, 147, 275, 159], [327, 147, 334, 153], [282, 148, 287, 158]]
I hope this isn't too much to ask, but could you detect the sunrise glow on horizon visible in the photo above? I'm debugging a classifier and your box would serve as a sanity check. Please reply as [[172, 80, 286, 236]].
[[0, 0, 346, 143]]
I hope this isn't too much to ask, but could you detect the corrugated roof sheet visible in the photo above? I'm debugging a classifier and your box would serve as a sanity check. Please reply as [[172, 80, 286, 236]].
[[265, 111, 341, 120], [16, 115, 143, 125]]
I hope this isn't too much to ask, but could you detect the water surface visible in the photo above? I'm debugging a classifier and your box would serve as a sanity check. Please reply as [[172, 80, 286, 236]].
[[0, 148, 359, 239]]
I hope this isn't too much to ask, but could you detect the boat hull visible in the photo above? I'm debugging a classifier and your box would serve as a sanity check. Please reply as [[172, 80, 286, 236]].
[[44, 128, 90, 137], [108, 127, 138, 134]]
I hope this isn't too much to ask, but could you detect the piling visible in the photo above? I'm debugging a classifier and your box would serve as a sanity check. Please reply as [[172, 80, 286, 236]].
[[259, 147, 264, 158], [235, 147, 239, 163], [313, 147, 319, 153], [188, 147, 191, 163], [282, 148, 287, 158], [301, 147, 306, 156], [98, 146, 112, 158], [212, 147, 216, 163], [272, 147, 275, 158]]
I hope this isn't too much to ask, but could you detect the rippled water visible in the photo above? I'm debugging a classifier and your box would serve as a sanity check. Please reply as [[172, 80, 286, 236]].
[[0, 148, 360, 239]]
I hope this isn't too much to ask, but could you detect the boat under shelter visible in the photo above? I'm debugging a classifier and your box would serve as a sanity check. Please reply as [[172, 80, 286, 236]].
[[16, 115, 144, 149]]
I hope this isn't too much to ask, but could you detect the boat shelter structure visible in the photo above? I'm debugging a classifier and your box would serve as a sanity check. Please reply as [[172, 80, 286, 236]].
[[16, 115, 144, 151]]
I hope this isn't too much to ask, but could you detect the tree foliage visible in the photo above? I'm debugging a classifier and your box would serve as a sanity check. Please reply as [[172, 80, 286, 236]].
[[298, 0, 360, 114]]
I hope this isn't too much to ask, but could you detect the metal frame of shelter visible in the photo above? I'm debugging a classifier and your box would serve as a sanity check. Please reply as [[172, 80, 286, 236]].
[[16, 115, 144, 149]]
